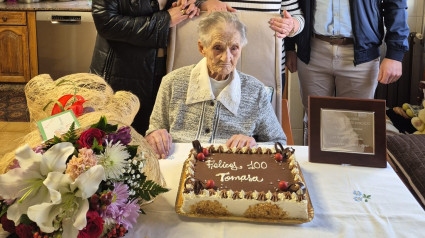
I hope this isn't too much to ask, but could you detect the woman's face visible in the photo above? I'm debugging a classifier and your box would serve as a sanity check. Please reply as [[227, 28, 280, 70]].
[[198, 24, 242, 81]]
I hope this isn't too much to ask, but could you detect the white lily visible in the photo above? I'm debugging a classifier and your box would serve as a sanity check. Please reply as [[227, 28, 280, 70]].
[[0, 142, 75, 225], [27, 165, 105, 237]]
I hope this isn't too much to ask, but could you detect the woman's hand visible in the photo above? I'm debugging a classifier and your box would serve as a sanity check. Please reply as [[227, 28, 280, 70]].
[[200, 0, 236, 13], [171, 1, 200, 21], [145, 129, 173, 159], [226, 134, 256, 148], [176, 0, 196, 9], [269, 10, 299, 39], [168, 6, 189, 27]]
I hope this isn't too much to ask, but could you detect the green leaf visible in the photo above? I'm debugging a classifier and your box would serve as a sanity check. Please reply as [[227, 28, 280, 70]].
[[136, 180, 169, 201], [0, 203, 9, 217], [19, 214, 33, 225], [92, 116, 107, 128], [91, 116, 118, 133], [63, 122, 78, 143], [91, 138, 104, 154], [126, 145, 139, 159]]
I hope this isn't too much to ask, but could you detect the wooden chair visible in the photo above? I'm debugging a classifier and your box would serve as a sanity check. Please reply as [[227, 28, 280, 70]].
[[282, 99, 294, 145]]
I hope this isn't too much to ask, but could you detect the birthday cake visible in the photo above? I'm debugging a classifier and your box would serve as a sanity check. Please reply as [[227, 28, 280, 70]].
[[175, 141, 313, 223]]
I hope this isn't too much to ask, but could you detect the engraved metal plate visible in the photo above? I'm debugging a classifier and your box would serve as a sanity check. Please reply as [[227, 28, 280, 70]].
[[320, 109, 375, 154]]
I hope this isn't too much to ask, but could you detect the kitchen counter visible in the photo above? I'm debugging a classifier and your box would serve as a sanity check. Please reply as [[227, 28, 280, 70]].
[[0, 0, 91, 11]]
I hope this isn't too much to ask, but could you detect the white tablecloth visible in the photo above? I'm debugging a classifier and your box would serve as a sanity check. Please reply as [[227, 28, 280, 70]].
[[126, 144, 425, 238]]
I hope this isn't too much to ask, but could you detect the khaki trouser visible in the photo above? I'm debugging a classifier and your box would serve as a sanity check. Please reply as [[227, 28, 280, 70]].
[[297, 37, 380, 145]]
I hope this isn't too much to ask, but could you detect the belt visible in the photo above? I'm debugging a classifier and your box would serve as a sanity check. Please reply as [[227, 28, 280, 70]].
[[314, 34, 354, 45], [157, 48, 166, 58]]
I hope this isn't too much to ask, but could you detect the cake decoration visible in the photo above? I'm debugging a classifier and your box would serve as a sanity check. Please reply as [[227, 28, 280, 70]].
[[278, 180, 289, 191], [192, 140, 203, 154], [206, 179, 215, 189]]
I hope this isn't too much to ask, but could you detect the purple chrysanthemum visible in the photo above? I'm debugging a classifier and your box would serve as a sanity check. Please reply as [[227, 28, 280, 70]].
[[113, 182, 130, 206], [116, 199, 140, 230], [101, 182, 130, 219], [107, 126, 131, 145], [100, 182, 139, 230]]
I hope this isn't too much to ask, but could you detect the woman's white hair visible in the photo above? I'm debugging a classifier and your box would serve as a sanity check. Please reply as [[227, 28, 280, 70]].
[[198, 12, 248, 47]]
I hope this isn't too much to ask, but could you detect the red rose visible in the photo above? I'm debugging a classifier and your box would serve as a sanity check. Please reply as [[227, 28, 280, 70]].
[[0, 213, 15, 233], [77, 128, 105, 149], [15, 223, 36, 238], [78, 211, 104, 238]]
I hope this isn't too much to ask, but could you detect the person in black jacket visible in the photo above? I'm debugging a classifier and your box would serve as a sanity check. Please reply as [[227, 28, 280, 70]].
[[284, 0, 409, 145], [89, 0, 200, 135]]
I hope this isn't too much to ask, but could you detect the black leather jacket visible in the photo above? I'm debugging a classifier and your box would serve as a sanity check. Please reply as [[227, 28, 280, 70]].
[[89, 0, 173, 134], [285, 0, 409, 66]]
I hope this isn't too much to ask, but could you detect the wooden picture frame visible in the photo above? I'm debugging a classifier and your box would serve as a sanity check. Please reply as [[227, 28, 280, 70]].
[[308, 96, 387, 168]]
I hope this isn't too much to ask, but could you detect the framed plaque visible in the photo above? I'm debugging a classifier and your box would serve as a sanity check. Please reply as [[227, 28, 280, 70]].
[[308, 96, 387, 168]]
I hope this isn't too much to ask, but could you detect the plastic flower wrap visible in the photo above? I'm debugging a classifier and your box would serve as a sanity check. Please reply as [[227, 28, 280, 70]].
[[0, 116, 168, 238]]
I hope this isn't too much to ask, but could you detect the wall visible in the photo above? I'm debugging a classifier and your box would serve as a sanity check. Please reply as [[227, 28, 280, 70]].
[[288, 1, 425, 145], [408, 0, 424, 34]]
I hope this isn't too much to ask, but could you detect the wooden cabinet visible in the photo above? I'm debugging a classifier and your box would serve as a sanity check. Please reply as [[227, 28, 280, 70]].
[[0, 11, 37, 83]]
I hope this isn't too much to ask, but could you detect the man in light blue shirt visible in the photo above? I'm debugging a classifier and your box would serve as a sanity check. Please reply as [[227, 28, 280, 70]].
[[285, 0, 409, 145]]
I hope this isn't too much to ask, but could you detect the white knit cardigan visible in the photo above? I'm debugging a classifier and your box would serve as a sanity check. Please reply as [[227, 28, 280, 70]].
[[146, 59, 287, 145]]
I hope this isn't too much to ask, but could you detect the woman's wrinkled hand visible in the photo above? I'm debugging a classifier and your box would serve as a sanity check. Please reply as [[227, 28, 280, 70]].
[[200, 0, 236, 13], [145, 129, 173, 159], [269, 10, 299, 39], [226, 134, 257, 148]]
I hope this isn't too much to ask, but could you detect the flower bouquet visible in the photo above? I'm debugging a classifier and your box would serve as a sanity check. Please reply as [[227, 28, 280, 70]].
[[0, 116, 168, 238]]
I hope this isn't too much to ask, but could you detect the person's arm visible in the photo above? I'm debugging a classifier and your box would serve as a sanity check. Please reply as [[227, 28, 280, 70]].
[[378, 0, 409, 84], [145, 75, 174, 158], [254, 88, 287, 145], [92, 0, 186, 48]]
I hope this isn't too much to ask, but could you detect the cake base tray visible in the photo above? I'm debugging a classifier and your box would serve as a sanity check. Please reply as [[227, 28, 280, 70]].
[[175, 158, 314, 224]]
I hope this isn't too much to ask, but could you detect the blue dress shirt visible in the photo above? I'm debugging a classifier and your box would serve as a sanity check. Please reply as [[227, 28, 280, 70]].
[[314, 0, 353, 37]]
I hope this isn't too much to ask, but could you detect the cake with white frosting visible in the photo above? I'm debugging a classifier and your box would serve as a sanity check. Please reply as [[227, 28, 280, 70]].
[[175, 141, 312, 223]]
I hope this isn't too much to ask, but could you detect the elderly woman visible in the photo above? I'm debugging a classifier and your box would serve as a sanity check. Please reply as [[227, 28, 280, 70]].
[[145, 12, 286, 158]]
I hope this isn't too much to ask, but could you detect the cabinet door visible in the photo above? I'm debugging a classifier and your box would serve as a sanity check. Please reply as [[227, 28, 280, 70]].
[[0, 26, 29, 83]]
